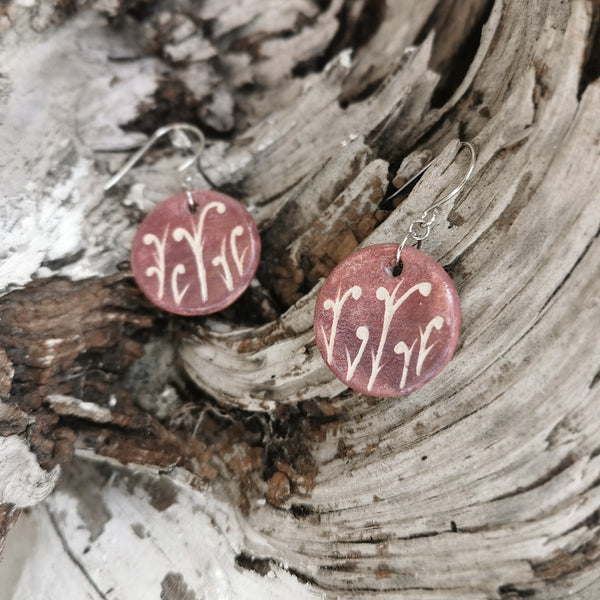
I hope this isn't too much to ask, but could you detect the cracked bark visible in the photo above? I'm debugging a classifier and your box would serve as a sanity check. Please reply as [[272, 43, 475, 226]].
[[1, 0, 600, 598]]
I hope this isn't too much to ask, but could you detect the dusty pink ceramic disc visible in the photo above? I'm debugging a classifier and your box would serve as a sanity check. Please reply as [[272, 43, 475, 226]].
[[314, 244, 461, 397], [131, 190, 260, 316]]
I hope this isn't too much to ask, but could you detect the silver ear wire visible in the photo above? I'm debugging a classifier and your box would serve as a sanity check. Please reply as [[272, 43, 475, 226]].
[[103, 123, 206, 193], [392, 141, 476, 265]]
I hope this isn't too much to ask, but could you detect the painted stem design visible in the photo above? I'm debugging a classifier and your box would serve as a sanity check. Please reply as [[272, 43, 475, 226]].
[[142, 226, 169, 300], [171, 264, 189, 305], [172, 201, 226, 303], [321, 286, 362, 363], [345, 326, 370, 380], [212, 236, 234, 292], [230, 225, 247, 276], [416, 316, 444, 376], [393, 340, 417, 389], [367, 282, 432, 392]]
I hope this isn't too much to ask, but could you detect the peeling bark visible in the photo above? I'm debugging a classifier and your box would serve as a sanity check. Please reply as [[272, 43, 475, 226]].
[[2, 0, 600, 598]]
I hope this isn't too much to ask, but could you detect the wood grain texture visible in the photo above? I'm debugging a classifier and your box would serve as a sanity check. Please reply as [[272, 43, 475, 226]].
[[1, 0, 600, 598]]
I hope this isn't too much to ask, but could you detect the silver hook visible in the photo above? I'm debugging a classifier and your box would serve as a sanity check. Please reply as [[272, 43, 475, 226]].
[[394, 141, 476, 265], [103, 123, 206, 195]]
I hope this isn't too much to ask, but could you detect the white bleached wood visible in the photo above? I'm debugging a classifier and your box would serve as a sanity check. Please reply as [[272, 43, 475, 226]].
[[2, 458, 322, 600], [0, 436, 60, 508]]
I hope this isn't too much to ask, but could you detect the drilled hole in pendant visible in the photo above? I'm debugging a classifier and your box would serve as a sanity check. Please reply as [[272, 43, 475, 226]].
[[185, 191, 199, 214], [386, 259, 403, 278]]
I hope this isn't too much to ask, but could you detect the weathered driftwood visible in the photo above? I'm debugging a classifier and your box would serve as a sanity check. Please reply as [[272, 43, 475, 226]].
[[1, 0, 600, 597]]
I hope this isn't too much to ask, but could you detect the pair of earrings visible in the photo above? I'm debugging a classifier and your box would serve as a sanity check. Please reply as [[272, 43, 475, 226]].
[[105, 125, 476, 398]]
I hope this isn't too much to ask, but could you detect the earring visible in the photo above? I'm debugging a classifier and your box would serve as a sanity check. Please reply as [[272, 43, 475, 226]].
[[105, 123, 261, 317], [314, 142, 476, 397]]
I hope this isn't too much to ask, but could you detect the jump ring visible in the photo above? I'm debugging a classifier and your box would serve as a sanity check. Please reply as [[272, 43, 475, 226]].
[[408, 221, 431, 241]]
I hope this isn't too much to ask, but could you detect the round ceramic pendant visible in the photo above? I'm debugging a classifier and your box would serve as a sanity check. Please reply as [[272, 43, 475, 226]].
[[314, 244, 460, 396], [131, 190, 260, 316]]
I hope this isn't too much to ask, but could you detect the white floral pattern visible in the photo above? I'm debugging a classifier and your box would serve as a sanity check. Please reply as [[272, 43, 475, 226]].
[[321, 281, 445, 392], [141, 201, 250, 307]]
